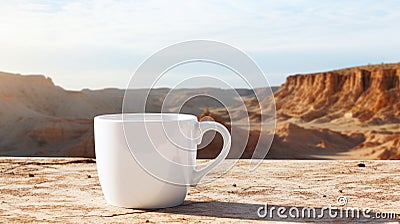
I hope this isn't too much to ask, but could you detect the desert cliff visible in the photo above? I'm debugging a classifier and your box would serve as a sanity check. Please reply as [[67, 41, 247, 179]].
[[274, 63, 400, 124], [198, 63, 400, 159], [0, 63, 399, 159], [271, 63, 400, 159]]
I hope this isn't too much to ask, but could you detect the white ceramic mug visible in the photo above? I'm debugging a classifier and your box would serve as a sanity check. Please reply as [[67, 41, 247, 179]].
[[94, 113, 231, 209]]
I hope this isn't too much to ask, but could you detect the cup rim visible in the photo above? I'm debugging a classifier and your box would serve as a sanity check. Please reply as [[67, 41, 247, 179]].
[[94, 113, 197, 123]]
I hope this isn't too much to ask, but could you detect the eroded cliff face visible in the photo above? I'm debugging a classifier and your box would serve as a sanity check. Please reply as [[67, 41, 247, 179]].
[[274, 64, 400, 123], [1, 63, 399, 159], [197, 63, 400, 159]]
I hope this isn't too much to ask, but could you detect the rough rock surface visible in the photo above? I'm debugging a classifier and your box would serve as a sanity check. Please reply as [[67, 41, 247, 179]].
[[1, 63, 399, 159], [273, 63, 400, 123], [0, 158, 399, 223], [201, 63, 400, 159]]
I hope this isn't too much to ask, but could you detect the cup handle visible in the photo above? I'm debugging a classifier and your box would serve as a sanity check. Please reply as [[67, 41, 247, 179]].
[[191, 121, 231, 186]]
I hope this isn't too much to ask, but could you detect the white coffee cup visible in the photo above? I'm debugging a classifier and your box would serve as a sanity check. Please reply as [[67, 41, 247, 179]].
[[94, 113, 231, 209]]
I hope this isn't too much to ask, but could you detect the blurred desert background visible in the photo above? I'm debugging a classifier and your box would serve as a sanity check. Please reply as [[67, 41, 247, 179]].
[[0, 62, 399, 159]]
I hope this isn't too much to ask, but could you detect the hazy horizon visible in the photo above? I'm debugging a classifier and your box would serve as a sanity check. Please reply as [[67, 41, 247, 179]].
[[2, 60, 399, 91]]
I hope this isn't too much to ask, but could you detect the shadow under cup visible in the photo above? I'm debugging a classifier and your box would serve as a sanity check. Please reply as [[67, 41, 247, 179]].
[[94, 113, 228, 209]]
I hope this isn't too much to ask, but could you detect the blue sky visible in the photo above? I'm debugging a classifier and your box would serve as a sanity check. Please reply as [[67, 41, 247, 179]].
[[0, 0, 399, 90]]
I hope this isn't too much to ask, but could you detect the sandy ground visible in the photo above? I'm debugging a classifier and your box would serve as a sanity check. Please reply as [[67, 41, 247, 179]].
[[0, 157, 399, 223]]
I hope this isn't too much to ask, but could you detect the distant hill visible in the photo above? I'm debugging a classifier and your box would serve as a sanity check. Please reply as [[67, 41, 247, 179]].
[[0, 71, 276, 157], [1, 62, 399, 159]]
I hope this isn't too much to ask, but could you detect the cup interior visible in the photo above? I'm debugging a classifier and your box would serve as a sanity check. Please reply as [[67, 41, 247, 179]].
[[95, 113, 197, 122]]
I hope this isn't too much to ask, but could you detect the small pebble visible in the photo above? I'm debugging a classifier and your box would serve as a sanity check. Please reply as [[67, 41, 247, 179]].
[[28, 174, 34, 177], [232, 183, 237, 187], [357, 163, 366, 167]]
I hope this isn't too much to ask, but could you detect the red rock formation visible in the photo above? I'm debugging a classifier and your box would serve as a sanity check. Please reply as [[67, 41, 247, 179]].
[[198, 63, 400, 159], [198, 108, 227, 125], [1, 63, 399, 159], [273, 63, 400, 123]]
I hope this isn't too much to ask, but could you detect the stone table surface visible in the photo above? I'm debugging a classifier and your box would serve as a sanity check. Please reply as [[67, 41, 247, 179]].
[[0, 158, 399, 223]]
